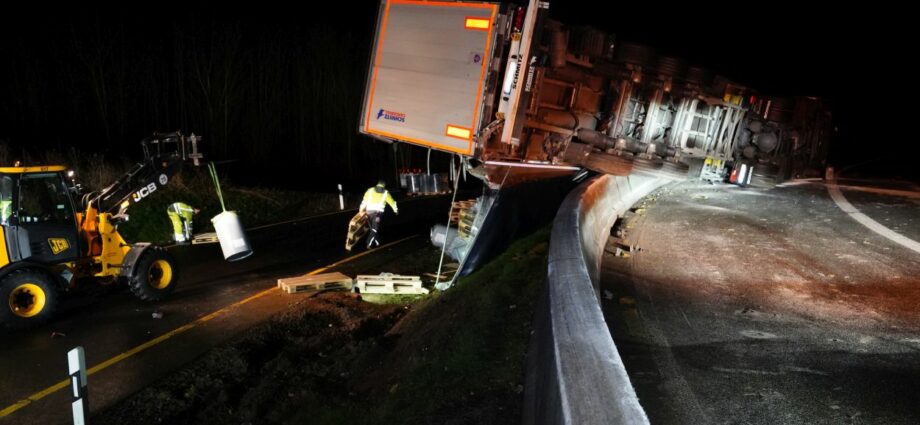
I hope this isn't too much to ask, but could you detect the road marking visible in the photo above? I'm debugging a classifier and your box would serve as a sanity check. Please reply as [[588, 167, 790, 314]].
[[827, 180, 920, 255], [0, 235, 416, 418]]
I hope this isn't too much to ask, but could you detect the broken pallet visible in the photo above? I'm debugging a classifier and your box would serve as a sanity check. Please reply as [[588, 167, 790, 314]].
[[355, 273, 428, 295], [277, 272, 353, 294]]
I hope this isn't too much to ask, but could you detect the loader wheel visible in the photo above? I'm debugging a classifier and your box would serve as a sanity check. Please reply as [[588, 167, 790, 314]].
[[1, 270, 59, 329], [129, 248, 179, 302]]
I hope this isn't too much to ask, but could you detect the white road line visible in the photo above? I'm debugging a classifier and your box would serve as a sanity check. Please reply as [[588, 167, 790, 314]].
[[827, 180, 920, 255]]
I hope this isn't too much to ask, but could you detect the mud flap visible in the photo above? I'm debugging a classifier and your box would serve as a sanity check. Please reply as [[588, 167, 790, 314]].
[[119, 243, 153, 279]]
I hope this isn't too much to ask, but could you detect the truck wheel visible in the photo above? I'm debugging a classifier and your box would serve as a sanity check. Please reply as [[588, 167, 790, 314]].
[[630, 157, 663, 178], [1, 270, 60, 329], [658, 161, 690, 181], [750, 163, 779, 189], [129, 248, 179, 302]]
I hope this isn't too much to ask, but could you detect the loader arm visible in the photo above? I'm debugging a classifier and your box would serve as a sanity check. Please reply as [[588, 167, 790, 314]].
[[89, 131, 203, 216], [74, 131, 203, 272]]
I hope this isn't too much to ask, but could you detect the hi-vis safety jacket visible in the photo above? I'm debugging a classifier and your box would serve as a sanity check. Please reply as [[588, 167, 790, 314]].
[[360, 187, 398, 214], [0, 199, 11, 224], [167, 202, 196, 220]]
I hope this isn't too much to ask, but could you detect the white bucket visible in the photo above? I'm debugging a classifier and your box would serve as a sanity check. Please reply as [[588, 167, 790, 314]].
[[211, 211, 253, 261]]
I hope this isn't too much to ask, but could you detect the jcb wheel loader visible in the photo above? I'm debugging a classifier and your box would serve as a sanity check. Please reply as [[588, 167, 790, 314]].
[[0, 131, 202, 329]]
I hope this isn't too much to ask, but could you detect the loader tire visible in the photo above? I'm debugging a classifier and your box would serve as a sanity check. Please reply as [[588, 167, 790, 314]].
[[129, 247, 179, 301], [1, 269, 60, 330]]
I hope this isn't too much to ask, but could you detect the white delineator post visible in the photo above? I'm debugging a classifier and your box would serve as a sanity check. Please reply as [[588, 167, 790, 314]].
[[338, 184, 345, 211], [68, 347, 88, 425]]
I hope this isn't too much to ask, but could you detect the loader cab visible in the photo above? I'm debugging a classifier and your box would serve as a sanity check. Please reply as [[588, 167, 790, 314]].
[[0, 166, 80, 268]]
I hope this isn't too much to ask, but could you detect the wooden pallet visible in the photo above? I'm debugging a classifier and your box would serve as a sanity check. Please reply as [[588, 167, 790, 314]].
[[458, 221, 477, 237], [355, 273, 428, 294], [424, 272, 451, 280], [191, 232, 219, 245], [449, 200, 477, 224], [459, 208, 476, 221], [277, 272, 353, 294], [345, 211, 369, 251], [603, 236, 636, 258], [423, 264, 459, 281]]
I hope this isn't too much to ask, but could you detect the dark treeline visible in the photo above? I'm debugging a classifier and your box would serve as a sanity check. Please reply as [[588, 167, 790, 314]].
[[0, 2, 440, 190]]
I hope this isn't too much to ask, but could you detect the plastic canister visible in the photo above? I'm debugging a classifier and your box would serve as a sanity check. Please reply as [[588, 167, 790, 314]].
[[211, 211, 253, 261]]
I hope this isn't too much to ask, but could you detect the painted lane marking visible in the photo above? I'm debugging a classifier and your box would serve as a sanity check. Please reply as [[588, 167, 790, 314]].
[[0, 235, 416, 418], [827, 180, 920, 255]]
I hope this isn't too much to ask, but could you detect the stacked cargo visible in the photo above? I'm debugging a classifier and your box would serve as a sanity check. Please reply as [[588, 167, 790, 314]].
[[398, 169, 450, 196]]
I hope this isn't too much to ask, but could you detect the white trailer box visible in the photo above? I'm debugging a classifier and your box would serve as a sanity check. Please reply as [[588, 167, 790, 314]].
[[360, 0, 501, 155]]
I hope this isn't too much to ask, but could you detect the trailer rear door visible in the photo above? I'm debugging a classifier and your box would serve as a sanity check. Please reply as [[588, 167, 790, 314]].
[[360, 0, 499, 155]]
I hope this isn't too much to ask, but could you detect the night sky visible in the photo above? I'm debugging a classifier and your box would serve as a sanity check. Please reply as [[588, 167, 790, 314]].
[[1, 1, 915, 183]]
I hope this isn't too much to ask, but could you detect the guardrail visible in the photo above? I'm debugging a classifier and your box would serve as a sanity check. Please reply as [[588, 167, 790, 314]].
[[524, 174, 667, 425]]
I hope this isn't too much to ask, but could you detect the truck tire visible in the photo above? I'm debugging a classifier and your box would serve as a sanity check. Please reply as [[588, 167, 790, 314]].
[[686, 157, 705, 179], [658, 161, 690, 181], [750, 163, 779, 189], [582, 152, 634, 176], [129, 247, 179, 302], [632, 158, 688, 181], [1, 269, 60, 329], [630, 157, 663, 178]]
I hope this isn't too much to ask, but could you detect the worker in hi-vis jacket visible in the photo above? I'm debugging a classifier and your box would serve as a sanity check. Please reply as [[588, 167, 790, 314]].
[[359, 180, 398, 248], [167, 201, 199, 244]]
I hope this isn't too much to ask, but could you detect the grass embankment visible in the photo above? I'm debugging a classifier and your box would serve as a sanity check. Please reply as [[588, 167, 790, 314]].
[[346, 227, 548, 425], [96, 227, 550, 425]]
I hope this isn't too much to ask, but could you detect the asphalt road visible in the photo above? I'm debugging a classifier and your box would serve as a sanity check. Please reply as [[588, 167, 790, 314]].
[[0, 195, 450, 424], [602, 179, 920, 424]]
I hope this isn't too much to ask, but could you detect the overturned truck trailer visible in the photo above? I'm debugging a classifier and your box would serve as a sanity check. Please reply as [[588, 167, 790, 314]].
[[359, 0, 831, 187], [358, 0, 832, 277]]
